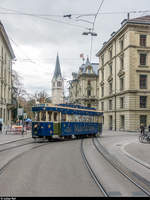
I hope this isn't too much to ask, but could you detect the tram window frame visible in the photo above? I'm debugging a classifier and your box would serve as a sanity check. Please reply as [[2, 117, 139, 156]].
[[34, 112, 40, 121], [62, 114, 66, 122], [48, 111, 52, 121], [54, 112, 57, 122], [41, 111, 46, 121]]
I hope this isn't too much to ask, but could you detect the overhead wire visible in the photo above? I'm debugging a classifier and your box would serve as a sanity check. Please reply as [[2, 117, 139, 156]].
[[89, 0, 105, 61], [0, 6, 89, 30]]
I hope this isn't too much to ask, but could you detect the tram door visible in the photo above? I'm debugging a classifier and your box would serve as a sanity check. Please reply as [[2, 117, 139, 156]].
[[53, 112, 61, 136]]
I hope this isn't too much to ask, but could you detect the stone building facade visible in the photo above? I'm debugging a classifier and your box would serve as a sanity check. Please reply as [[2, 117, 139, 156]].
[[69, 57, 99, 108], [96, 15, 150, 131], [0, 21, 15, 127], [51, 54, 64, 105]]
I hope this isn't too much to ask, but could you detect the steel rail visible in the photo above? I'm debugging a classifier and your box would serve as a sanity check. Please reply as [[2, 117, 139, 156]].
[[0, 140, 34, 153], [0, 136, 32, 146], [93, 137, 150, 197], [80, 139, 108, 197], [0, 142, 49, 176]]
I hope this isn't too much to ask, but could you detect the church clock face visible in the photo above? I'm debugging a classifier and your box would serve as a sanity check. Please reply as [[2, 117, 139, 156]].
[[57, 81, 62, 87]]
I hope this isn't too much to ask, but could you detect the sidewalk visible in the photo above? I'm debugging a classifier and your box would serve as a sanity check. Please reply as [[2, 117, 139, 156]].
[[100, 130, 150, 168], [0, 131, 32, 145]]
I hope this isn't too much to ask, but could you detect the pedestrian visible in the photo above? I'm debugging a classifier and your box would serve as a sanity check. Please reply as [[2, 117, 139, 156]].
[[0, 121, 2, 133], [140, 123, 145, 135], [148, 124, 150, 133]]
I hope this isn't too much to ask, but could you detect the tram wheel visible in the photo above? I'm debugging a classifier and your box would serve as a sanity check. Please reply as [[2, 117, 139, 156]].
[[47, 136, 52, 141]]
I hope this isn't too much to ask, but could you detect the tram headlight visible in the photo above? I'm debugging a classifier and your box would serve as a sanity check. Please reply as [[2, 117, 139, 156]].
[[34, 124, 38, 128]]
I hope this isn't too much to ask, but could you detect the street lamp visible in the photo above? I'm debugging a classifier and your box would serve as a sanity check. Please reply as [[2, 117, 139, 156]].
[[82, 31, 98, 36], [82, 28, 98, 62]]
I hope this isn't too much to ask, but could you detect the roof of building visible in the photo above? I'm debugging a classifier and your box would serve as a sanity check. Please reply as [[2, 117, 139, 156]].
[[96, 15, 150, 57], [0, 21, 15, 59], [53, 53, 62, 79], [128, 15, 150, 24], [78, 57, 99, 75]]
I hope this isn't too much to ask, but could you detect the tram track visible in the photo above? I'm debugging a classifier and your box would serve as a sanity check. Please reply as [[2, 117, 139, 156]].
[[80, 138, 108, 197], [0, 140, 49, 176], [81, 137, 150, 197], [0, 139, 34, 153], [93, 137, 150, 196], [0, 136, 32, 146]]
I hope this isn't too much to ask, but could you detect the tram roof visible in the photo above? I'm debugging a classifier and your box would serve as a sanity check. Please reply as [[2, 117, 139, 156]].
[[32, 103, 103, 116]]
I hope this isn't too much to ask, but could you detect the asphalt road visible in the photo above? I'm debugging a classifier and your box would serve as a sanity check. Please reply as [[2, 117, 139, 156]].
[[0, 139, 102, 197]]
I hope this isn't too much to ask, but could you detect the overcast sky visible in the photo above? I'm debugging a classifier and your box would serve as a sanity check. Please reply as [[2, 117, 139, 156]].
[[0, 0, 150, 97]]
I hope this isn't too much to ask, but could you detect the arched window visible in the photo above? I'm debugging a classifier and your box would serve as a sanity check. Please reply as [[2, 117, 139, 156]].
[[87, 89, 91, 97]]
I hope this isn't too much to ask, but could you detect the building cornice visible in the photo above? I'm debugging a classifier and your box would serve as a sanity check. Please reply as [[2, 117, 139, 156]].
[[99, 89, 150, 101], [96, 19, 150, 57], [0, 21, 15, 59]]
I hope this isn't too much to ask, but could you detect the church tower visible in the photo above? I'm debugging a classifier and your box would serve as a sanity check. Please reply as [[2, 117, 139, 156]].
[[51, 54, 64, 105]]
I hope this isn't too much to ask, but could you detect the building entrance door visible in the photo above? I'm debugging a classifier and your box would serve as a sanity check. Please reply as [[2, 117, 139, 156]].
[[109, 115, 112, 130]]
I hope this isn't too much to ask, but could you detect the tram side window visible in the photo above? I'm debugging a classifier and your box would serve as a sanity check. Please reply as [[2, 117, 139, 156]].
[[48, 111, 52, 121], [62, 114, 66, 122], [41, 111, 46, 121], [54, 112, 57, 122], [34, 112, 40, 121]]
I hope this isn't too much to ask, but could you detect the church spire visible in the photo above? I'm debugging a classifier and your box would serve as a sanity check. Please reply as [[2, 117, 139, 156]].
[[53, 53, 62, 79]]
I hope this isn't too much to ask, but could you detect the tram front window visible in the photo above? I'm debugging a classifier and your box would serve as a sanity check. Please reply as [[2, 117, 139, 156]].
[[41, 111, 46, 121]]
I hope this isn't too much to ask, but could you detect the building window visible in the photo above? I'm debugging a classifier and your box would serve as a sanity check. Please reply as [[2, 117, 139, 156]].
[[101, 55, 104, 66], [140, 75, 147, 89], [120, 38, 124, 51], [88, 80, 91, 86], [109, 48, 112, 59], [120, 115, 125, 129], [87, 89, 91, 97], [101, 102, 104, 111], [101, 86, 104, 97], [102, 69, 104, 81], [120, 55, 124, 69], [140, 96, 147, 108], [140, 115, 147, 127], [140, 53, 147, 66], [120, 77, 124, 91], [140, 35, 146, 47], [109, 82, 112, 95], [120, 97, 124, 108], [109, 99, 112, 110], [109, 63, 112, 75]]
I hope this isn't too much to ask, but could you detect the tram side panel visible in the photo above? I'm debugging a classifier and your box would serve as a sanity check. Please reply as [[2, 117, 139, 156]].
[[61, 122, 101, 136]]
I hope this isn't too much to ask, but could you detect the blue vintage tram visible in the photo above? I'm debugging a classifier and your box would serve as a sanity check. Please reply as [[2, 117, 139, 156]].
[[32, 103, 103, 140]]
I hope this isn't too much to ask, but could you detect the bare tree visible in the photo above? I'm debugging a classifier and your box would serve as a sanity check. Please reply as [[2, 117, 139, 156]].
[[33, 90, 51, 104]]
